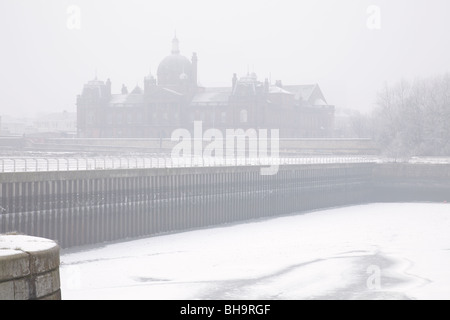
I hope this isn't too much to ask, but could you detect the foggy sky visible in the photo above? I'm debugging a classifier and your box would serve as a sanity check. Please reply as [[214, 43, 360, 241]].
[[0, 0, 449, 117]]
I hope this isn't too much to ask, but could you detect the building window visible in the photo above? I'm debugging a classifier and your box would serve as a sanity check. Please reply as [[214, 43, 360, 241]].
[[240, 109, 248, 123], [87, 112, 95, 125], [136, 113, 143, 124]]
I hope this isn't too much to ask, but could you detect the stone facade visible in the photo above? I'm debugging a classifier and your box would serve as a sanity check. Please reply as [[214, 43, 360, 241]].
[[77, 37, 335, 139]]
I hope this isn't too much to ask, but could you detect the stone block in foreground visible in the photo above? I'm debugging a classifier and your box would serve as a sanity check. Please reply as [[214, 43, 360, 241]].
[[0, 235, 61, 300]]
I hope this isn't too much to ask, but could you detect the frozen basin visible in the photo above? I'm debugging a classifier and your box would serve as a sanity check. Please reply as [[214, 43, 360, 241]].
[[60, 203, 450, 300]]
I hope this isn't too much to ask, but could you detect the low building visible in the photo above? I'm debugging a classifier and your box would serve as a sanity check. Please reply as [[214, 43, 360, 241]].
[[33, 111, 77, 135]]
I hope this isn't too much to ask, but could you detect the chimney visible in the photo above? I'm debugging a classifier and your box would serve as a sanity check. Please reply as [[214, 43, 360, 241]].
[[232, 73, 238, 91], [106, 78, 112, 98], [264, 78, 269, 93]]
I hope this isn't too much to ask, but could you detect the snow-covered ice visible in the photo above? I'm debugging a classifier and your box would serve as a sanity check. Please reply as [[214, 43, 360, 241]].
[[60, 203, 450, 300]]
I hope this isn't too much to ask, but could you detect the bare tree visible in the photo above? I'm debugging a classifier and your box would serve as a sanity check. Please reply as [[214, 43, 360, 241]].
[[372, 74, 450, 157]]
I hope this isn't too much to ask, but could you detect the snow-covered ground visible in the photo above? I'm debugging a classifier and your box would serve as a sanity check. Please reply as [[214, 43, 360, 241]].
[[60, 203, 450, 300]]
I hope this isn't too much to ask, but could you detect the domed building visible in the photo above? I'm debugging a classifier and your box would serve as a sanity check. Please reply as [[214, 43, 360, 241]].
[[77, 36, 335, 139], [157, 36, 197, 88]]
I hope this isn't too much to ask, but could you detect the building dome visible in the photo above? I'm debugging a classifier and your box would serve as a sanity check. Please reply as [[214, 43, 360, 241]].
[[157, 37, 193, 86]]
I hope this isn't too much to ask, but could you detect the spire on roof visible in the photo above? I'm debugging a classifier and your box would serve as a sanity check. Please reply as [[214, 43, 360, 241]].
[[145, 67, 155, 80], [171, 32, 180, 54]]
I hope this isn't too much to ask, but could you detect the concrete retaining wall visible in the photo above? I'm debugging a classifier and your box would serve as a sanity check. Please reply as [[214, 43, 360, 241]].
[[1, 162, 449, 250], [0, 163, 374, 248], [0, 235, 61, 300], [372, 163, 450, 202]]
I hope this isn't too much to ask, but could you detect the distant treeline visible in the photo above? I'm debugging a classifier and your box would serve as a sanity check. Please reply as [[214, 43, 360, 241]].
[[344, 73, 450, 157]]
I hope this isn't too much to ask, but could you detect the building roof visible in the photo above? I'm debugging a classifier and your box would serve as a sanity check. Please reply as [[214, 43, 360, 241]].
[[203, 87, 231, 93], [313, 98, 328, 106], [109, 86, 185, 107], [189, 83, 329, 107], [130, 85, 143, 95], [109, 94, 144, 106], [160, 87, 184, 96], [190, 90, 229, 107], [269, 86, 295, 95], [283, 84, 318, 101]]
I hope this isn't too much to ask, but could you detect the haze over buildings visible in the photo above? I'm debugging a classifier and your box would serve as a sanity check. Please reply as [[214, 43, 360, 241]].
[[77, 36, 335, 138], [1, 0, 450, 118]]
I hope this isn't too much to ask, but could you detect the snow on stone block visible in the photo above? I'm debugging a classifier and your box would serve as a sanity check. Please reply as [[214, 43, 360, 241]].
[[0, 234, 61, 300]]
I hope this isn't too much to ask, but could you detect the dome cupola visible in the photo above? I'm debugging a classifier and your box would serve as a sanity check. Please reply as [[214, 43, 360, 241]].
[[157, 36, 193, 87]]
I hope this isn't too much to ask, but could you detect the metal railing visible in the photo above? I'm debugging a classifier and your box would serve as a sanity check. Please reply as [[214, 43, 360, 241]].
[[0, 156, 379, 173]]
